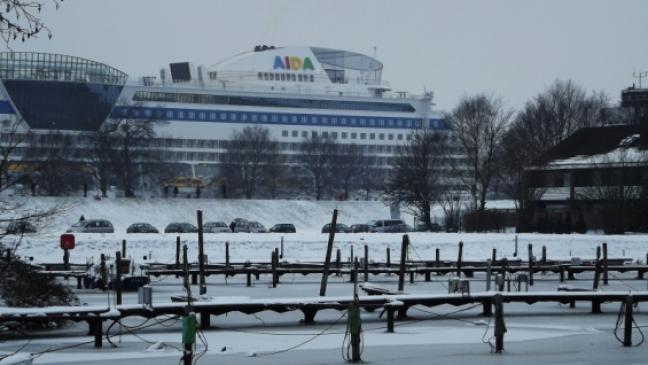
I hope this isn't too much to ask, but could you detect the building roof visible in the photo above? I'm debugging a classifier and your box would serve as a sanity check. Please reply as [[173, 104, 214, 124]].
[[532, 124, 648, 170]]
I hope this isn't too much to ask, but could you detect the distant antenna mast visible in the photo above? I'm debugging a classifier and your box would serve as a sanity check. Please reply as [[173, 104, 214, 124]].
[[633, 71, 648, 88]]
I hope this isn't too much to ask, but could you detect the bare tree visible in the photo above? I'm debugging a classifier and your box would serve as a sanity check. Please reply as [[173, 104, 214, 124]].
[[446, 94, 512, 211], [510, 79, 608, 162], [298, 135, 338, 200], [260, 140, 286, 199], [101, 116, 162, 197], [0, 0, 63, 44], [221, 125, 281, 199], [439, 191, 464, 232], [25, 131, 87, 196], [0, 118, 29, 191], [331, 143, 364, 199], [384, 130, 448, 231]]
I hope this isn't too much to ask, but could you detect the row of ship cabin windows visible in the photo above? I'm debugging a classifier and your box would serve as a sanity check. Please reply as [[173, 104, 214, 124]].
[[127, 108, 419, 127], [258, 72, 315, 82], [282, 129, 409, 141]]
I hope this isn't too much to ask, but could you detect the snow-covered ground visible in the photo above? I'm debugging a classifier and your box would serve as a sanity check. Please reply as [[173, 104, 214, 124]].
[[2, 197, 646, 264], [3, 197, 648, 364]]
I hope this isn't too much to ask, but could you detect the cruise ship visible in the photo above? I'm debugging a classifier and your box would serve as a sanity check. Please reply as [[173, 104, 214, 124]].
[[0, 46, 449, 182]]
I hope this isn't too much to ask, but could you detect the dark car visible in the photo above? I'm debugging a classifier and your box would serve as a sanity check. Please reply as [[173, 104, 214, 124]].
[[229, 218, 251, 233], [269, 223, 296, 233], [5, 221, 36, 235], [321, 223, 351, 233], [350, 224, 371, 233], [164, 222, 198, 233], [203, 221, 232, 233], [127, 223, 159, 233]]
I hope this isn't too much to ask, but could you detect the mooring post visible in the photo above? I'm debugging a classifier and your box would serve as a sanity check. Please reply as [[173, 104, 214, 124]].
[[457, 241, 464, 278], [491, 248, 497, 266], [602, 242, 608, 285], [386, 305, 395, 333], [175, 236, 181, 278], [63, 248, 70, 271], [364, 244, 369, 282], [99, 253, 108, 290], [271, 250, 278, 288], [623, 295, 634, 347], [280, 236, 284, 259], [486, 259, 492, 291], [398, 234, 409, 292], [494, 294, 505, 353], [350, 258, 361, 362], [386, 247, 391, 269], [224, 241, 230, 268], [528, 243, 534, 286], [514, 235, 518, 257], [91, 318, 102, 348], [596, 245, 601, 261], [335, 248, 341, 276], [122, 239, 127, 258], [196, 210, 206, 295], [115, 251, 122, 305], [593, 259, 601, 291], [320, 209, 338, 296], [541, 245, 546, 265]]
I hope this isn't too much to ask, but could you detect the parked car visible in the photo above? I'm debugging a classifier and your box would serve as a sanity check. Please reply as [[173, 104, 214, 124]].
[[164, 222, 198, 233], [248, 221, 267, 233], [203, 221, 232, 233], [369, 219, 408, 233], [5, 221, 36, 235], [350, 224, 371, 233], [229, 218, 251, 233], [321, 223, 351, 233], [126, 222, 159, 233], [269, 223, 296, 233], [67, 219, 114, 233]]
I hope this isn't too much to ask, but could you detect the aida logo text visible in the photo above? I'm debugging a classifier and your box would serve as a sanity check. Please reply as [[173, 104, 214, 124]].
[[273, 56, 315, 71]]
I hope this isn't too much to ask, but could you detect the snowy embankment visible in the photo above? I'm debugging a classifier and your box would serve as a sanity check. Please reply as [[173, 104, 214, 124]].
[[3, 196, 647, 264], [3, 196, 403, 234]]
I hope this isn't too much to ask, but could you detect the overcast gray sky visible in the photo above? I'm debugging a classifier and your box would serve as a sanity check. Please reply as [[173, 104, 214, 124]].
[[8, 0, 648, 111]]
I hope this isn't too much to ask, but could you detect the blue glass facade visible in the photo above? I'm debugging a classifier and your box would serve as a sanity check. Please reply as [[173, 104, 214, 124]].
[[0, 52, 128, 131], [3, 80, 124, 130]]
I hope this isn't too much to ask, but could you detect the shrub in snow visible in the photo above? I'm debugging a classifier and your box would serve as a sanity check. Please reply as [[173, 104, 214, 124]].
[[0, 246, 77, 329]]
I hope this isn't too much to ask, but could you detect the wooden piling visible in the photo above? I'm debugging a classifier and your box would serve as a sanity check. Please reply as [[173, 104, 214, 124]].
[[364, 244, 369, 282], [398, 235, 409, 292], [271, 250, 278, 288], [623, 295, 634, 347], [197, 210, 206, 295], [494, 294, 505, 353], [115, 251, 122, 305], [602, 243, 608, 285], [528, 243, 534, 286], [99, 253, 108, 290], [386, 247, 391, 268], [457, 241, 463, 278], [280, 236, 284, 259], [175, 236, 181, 268], [319, 209, 338, 296], [122, 239, 127, 258], [225, 241, 230, 268], [491, 248, 497, 266]]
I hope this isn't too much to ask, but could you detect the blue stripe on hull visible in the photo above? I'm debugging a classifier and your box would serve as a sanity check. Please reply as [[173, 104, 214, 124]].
[[111, 106, 447, 131]]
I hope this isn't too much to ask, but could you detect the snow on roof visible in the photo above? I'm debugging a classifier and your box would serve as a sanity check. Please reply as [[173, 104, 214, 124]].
[[547, 146, 648, 170]]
